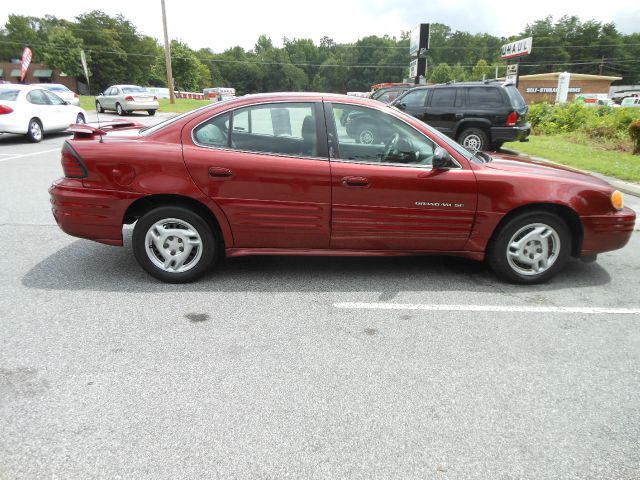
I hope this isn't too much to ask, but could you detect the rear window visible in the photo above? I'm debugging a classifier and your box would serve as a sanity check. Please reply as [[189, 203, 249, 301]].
[[122, 86, 147, 94], [47, 85, 69, 92], [504, 85, 526, 109], [468, 87, 504, 107], [0, 89, 19, 101]]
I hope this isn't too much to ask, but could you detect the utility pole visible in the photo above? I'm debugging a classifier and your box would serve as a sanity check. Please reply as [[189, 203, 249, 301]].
[[161, 0, 176, 104]]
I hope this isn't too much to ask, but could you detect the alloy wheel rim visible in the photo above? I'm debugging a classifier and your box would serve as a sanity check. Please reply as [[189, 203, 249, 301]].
[[463, 134, 482, 151], [144, 218, 203, 273], [506, 222, 561, 276], [359, 130, 374, 144], [117, 104, 123, 115], [30, 121, 42, 141]]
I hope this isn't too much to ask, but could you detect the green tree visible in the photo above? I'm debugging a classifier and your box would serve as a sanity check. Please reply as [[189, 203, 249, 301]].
[[43, 28, 86, 79], [429, 63, 453, 83], [152, 40, 207, 92], [470, 59, 493, 80]]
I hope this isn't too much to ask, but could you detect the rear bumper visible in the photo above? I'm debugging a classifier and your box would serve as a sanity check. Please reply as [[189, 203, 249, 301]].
[[122, 101, 159, 111], [491, 124, 531, 143], [49, 178, 143, 246], [580, 207, 636, 256]]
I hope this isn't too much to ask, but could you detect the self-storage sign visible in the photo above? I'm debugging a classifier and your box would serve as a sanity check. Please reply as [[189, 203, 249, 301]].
[[500, 37, 533, 59]]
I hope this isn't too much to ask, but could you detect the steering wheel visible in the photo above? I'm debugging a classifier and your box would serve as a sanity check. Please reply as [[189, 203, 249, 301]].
[[382, 133, 399, 161]]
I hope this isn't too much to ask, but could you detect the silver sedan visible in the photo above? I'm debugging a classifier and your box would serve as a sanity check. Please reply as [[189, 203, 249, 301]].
[[95, 85, 159, 116]]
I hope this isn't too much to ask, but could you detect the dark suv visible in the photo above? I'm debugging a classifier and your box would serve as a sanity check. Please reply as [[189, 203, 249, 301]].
[[389, 81, 530, 151]]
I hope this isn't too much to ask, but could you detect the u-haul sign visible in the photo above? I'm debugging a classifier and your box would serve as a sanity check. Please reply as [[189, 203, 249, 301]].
[[500, 37, 533, 59]]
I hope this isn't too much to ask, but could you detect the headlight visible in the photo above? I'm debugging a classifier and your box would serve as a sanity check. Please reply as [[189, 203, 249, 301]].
[[611, 190, 624, 210]]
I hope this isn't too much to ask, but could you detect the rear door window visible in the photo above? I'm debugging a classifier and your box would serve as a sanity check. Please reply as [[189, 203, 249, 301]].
[[430, 88, 456, 107], [26, 90, 50, 105]]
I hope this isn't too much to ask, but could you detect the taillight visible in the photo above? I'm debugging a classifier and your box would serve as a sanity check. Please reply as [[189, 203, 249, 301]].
[[74, 93, 79, 98], [0, 105, 13, 114], [506, 111, 518, 126], [61, 143, 87, 178], [125, 95, 134, 101]]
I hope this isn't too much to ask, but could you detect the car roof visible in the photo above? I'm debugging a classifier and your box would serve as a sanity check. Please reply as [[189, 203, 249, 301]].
[[110, 85, 145, 89], [0, 84, 42, 91]]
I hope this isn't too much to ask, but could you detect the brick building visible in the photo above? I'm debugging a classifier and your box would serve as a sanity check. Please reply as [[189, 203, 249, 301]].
[[0, 61, 77, 91], [515, 72, 621, 103]]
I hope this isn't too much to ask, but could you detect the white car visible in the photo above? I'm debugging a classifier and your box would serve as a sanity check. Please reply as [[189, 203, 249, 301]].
[[0, 84, 87, 142], [95, 85, 159, 116], [32, 83, 81, 106]]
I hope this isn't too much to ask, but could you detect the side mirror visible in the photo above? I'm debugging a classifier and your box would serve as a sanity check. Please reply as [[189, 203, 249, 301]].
[[396, 102, 406, 110], [432, 147, 453, 169]]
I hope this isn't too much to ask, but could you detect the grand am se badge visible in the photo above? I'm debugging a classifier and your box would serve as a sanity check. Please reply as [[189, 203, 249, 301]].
[[415, 202, 465, 208]]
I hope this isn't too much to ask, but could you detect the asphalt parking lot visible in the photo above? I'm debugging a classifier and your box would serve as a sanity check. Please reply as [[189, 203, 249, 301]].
[[1, 112, 640, 479]]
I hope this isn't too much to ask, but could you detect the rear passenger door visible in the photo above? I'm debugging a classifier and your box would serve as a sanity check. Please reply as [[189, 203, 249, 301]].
[[424, 88, 463, 137], [182, 101, 332, 249]]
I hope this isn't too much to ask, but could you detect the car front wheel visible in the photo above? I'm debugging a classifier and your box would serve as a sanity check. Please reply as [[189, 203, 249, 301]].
[[132, 206, 217, 283], [487, 211, 571, 284], [96, 101, 104, 113], [458, 128, 489, 152], [75, 113, 86, 124]]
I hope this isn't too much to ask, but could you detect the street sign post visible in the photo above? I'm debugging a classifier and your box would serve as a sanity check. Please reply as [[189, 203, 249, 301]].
[[409, 24, 430, 84]]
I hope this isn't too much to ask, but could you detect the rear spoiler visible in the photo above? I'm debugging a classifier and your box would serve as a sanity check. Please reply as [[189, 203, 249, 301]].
[[68, 120, 146, 139]]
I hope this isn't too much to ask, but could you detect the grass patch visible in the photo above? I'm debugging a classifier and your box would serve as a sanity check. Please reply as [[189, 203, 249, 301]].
[[79, 95, 210, 113], [504, 134, 640, 183]]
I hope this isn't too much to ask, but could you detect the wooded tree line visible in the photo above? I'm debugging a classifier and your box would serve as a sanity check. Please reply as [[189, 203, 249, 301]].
[[1, 12, 638, 94]]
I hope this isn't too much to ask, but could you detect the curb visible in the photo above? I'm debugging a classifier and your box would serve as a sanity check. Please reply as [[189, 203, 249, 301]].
[[502, 149, 640, 198]]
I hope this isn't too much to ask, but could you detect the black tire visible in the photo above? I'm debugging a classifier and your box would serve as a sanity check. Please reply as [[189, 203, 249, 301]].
[[458, 128, 489, 151], [147, 109, 156, 116], [116, 103, 124, 116], [489, 141, 504, 151], [75, 113, 86, 124], [96, 101, 104, 113], [132, 206, 217, 283], [356, 124, 378, 145], [26, 118, 43, 143], [487, 211, 572, 284]]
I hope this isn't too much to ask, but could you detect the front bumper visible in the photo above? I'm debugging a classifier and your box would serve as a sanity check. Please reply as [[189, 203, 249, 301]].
[[49, 178, 143, 246], [491, 123, 531, 143], [581, 207, 636, 256]]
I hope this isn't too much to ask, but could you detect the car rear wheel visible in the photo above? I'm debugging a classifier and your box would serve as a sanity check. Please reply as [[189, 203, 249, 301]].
[[458, 128, 489, 152], [133, 206, 217, 283], [96, 101, 104, 113], [147, 110, 156, 116], [26, 118, 43, 143], [75, 113, 86, 124], [116, 103, 124, 116], [488, 211, 571, 284]]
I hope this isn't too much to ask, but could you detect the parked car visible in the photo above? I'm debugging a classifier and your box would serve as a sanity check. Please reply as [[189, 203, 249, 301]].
[[49, 93, 635, 285], [33, 83, 80, 106], [95, 85, 159, 116], [370, 85, 414, 104], [575, 94, 615, 107], [0, 84, 86, 142], [621, 97, 640, 107], [379, 81, 531, 151]]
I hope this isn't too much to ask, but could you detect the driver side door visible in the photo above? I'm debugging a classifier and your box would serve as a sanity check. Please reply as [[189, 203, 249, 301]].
[[326, 102, 478, 251]]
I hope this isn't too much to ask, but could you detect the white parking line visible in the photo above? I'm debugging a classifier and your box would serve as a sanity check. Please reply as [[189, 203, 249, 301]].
[[0, 148, 60, 163], [334, 302, 640, 315]]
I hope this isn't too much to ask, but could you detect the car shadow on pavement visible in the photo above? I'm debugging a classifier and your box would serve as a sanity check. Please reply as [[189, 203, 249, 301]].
[[21, 235, 612, 294], [0, 131, 70, 145]]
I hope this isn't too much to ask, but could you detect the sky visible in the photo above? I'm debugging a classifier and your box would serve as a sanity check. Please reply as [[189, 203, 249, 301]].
[[1, 0, 639, 52]]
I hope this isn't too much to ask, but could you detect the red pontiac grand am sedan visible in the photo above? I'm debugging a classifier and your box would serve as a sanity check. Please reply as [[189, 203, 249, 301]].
[[49, 93, 635, 284]]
